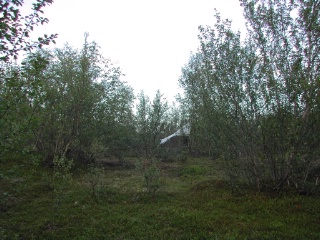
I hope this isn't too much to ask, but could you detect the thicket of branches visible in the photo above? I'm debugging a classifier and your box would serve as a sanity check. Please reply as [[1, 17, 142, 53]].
[[0, 1, 178, 167], [180, 0, 320, 193], [2, 0, 320, 195]]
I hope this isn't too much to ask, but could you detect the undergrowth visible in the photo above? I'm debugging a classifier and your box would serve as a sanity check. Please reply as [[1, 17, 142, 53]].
[[0, 157, 319, 239]]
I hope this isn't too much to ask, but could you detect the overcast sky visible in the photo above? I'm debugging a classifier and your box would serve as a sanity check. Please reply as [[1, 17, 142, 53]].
[[24, 0, 246, 102]]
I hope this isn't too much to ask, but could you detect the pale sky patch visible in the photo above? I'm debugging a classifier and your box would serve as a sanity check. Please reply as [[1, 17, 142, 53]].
[[23, 0, 246, 102]]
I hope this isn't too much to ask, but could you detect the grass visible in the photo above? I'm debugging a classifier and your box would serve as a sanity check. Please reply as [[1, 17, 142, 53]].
[[0, 156, 320, 239]]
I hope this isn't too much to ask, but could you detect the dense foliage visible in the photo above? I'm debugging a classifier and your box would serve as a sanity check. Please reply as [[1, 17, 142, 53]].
[[1, 0, 319, 200], [179, 0, 320, 193], [0, 0, 56, 160], [0, 0, 178, 166], [1, 34, 137, 164]]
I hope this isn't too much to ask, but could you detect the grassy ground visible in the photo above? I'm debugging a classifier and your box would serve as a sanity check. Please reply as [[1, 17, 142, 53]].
[[0, 156, 320, 239]]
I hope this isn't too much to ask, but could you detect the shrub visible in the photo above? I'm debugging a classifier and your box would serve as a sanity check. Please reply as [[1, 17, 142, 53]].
[[137, 158, 161, 196]]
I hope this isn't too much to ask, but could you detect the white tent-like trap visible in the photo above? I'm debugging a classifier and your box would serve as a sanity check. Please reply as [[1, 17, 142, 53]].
[[160, 124, 191, 145]]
